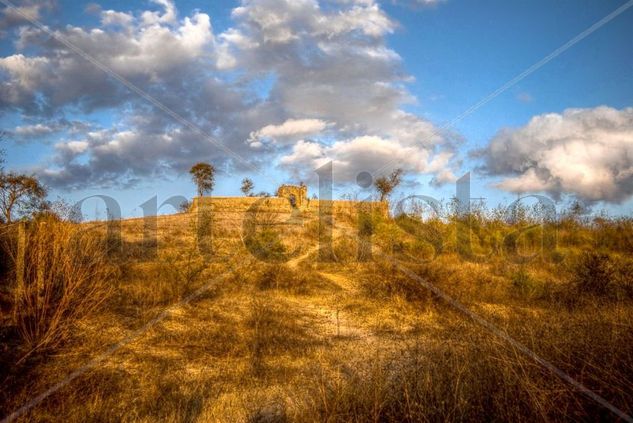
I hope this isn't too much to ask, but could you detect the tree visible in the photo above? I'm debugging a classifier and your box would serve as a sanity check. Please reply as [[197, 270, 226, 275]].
[[189, 163, 215, 197], [240, 178, 254, 196], [374, 168, 403, 202], [178, 199, 192, 213], [0, 173, 47, 223]]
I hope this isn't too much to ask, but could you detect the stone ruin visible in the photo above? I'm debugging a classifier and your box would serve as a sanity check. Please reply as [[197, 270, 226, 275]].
[[276, 184, 308, 208]]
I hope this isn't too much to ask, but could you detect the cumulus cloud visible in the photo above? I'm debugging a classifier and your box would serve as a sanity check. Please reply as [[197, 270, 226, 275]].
[[0, 0, 54, 31], [247, 119, 331, 148], [1, 0, 456, 189], [223, 0, 456, 181], [280, 136, 454, 182], [0, 0, 219, 114], [478, 106, 633, 203]]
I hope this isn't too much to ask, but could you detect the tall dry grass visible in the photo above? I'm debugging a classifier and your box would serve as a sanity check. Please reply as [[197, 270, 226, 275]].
[[8, 218, 113, 359]]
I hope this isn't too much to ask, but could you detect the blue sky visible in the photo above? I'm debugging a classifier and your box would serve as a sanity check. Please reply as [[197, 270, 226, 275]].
[[1, 0, 632, 218]]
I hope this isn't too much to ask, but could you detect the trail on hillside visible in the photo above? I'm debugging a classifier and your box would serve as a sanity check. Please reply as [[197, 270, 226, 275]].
[[284, 240, 376, 342]]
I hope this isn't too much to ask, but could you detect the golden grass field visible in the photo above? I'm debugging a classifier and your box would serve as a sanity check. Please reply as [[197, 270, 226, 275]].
[[1, 201, 633, 421]]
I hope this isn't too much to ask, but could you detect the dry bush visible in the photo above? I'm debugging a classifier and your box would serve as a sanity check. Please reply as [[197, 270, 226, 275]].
[[10, 218, 113, 357], [394, 215, 446, 256], [116, 246, 212, 311], [157, 249, 206, 297], [361, 259, 447, 305], [0, 226, 14, 313], [551, 251, 633, 306], [510, 266, 543, 299], [572, 251, 614, 296], [331, 235, 358, 264], [255, 264, 295, 291], [254, 264, 324, 294], [594, 217, 633, 253], [245, 227, 289, 263], [374, 221, 407, 254]]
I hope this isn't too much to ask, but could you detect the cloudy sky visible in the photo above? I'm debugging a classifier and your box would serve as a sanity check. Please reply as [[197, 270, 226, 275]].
[[0, 0, 632, 217]]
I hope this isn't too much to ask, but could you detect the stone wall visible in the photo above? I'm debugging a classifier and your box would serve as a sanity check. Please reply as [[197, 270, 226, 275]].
[[276, 185, 308, 208], [190, 196, 388, 216]]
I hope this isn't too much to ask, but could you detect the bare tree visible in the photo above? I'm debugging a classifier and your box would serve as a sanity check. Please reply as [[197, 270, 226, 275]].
[[241, 178, 254, 196], [374, 168, 403, 202], [0, 173, 47, 223], [189, 163, 215, 197]]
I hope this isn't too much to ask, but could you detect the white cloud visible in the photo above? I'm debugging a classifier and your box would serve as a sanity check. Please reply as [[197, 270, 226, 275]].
[[280, 135, 455, 182], [1, 0, 457, 189], [248, 118, 331, 147], [480, 106, 633, 203], [1, 1, 217, 114], [223, 0, 456, 182], [0, 54, 48, 90], [61, 140, 89, 154], [14, 123, 56, 137], [141, 0, 177, 26], [100, 10, 134, 27]]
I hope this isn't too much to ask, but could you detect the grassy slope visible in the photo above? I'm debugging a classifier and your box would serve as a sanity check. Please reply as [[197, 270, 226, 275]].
[[2, 208, 633, 422]]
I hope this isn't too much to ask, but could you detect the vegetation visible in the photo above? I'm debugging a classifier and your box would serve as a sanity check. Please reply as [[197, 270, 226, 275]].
[[189, 163, 215, 197], [0, 173, 47, 224], [0, 197, 632, 421], [178, 199, 192, 213], [240, 178, 254, 196], [374, 168, 403, 202], [11, 217, 113, 359]]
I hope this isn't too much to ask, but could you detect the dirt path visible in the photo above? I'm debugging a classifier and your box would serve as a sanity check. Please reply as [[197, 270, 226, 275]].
[[286, 244, 319, 270], [284, 245, 375, 342]]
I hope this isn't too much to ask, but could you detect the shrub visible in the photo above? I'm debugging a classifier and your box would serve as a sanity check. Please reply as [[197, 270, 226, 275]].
[[572, 251, 614, 296], [256, 264, 293, 290], [361, 260, 434, 304], [154, 248, 206, 300], [511, 267, 532, 294], [245, 228, 288, 263], [11, 218, 113, 357], [254, 264, 322, 294], [332, 236, 357, 263]]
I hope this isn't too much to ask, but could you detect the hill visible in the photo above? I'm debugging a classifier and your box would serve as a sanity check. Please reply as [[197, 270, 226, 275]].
[[1, 202, 633, 421]]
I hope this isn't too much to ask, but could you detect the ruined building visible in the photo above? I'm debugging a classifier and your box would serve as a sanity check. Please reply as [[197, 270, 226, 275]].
[[276, 184, 308, 208]]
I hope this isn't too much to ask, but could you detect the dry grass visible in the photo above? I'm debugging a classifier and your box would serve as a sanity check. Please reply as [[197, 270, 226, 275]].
[[9, 218, 113, 359], [0, 206, 632, 421]]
